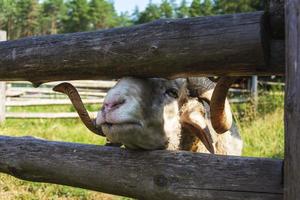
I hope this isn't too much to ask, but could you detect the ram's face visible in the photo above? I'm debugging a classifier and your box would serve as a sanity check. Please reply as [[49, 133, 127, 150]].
[[96, 77, 187, 150], [54, 77, 234, 153]]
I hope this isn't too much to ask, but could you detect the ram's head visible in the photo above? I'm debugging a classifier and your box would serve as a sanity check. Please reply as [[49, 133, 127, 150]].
[[54, 77, 238, 153]]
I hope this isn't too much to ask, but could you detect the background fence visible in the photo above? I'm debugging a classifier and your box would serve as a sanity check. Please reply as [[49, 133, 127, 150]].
[[0, 77, 284, 120]]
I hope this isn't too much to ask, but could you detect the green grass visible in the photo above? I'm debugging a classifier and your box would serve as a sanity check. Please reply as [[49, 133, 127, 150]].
[[0, 106, 125, 200], [0, 89, 285, 199], [231, 88, 284, 158], [240, 108, 284, 158]]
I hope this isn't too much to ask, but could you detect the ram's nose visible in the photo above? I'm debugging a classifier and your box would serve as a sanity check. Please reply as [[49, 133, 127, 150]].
[[102, 98, 126, 113]]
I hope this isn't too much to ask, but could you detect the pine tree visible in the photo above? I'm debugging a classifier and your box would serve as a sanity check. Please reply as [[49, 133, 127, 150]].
[[136, 2, 161, 24], [200, 0, 214, 16], [117, 12, 133, 27], [176, 0, 189, 18], [16, 0, 41, 37], [63, 0, 90, 33], [0, 0, 18, 39], [132, 6, 140, 24], [160, 0, 173, 18], [215, 0, 263, 14], [40, 0, 66, 34], [89, 0, 118, 30], [189, 0, 201, 17]]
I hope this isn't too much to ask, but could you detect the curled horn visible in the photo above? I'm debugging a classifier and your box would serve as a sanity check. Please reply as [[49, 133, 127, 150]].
[[188, 77, 236, 134], [210, 77, 236, 134], [53, 82, 104, 136]]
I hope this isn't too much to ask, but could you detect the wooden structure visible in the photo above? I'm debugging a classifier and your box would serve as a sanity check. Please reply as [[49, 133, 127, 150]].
[[0, 31, 6, 123], [284, 0, 300, 199], [0, 12, 284, 84], [3, 80, 114, 119], [0, 0, 297, 199], [0, 136, 283, 200], [2, 80, 259, 120]]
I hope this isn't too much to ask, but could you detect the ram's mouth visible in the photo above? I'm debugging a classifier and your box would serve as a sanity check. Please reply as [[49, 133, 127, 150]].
[[101, 122, 142, 129]]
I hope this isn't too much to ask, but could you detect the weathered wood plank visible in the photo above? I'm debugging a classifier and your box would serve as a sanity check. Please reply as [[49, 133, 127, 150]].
[[0, 12, 284, 83], [7, 87, 107, 97], [5, 112, 98, 119], [0, 136, 283, 200], [0, 31, 6, 123], [5, 99, 103, 107], [8, 80, 117, 89], [284, 0, 300, 199], [258, 81, 285, 86]]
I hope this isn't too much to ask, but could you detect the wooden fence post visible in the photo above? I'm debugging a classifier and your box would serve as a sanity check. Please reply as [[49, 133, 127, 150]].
[[0, 31, 6, 123], [284, 0, 300, 199], [251, 76, 258, 112]]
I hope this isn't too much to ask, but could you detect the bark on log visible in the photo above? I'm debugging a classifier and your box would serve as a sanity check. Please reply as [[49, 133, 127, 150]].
[[0, 136, 283, 200], [0, 12, 284, 84], [284, 0, 300, 199]]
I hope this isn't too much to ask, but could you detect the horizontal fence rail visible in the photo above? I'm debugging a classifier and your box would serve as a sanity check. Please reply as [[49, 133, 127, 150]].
[[3, 79, 268, 119], [0, 136, 283, 200], [5, 112, 98, 119], [0, 11, 284, 84], [3, 79, 284, 119], [3, 80, 107, 119]]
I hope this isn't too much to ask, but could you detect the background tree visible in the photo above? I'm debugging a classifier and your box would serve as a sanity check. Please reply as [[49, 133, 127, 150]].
[[214, 0, 263, 14], [16, 0, 41, 37], [136, 2, 161, 24], [117, 12, 133, 27], [0, 0, 18, 39], [40, 0, 66, 34], [176, 0, 189, 18], [63, 0, 90, 33], [89, 0, 118, 30], [200, 0, 214, 16], [189, 0, 201, 17], [159, 0, 173, 18]]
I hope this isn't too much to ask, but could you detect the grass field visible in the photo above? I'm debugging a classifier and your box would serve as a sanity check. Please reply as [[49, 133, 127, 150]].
[[0, 90, 284, 200]]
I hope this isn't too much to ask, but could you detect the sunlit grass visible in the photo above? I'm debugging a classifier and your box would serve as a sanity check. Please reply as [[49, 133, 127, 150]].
[[0, 105, 127, 200], [232, 88, 284, 158], [240, 108, 284, 158]]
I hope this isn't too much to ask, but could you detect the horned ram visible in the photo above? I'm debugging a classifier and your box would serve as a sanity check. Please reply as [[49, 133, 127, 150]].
[[54, 77, 242, 155]]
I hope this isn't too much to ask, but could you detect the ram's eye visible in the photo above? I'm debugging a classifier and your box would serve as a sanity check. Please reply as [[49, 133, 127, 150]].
[[165, 88, 179, 99]]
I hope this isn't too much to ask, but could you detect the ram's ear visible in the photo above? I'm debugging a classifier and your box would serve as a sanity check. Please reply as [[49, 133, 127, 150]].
[[180, 99, 215, 154]]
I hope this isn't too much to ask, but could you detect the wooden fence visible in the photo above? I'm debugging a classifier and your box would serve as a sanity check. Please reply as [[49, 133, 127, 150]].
[[3, 80, 116, 119], [1, 0, 297, 199], [0, 76, 284, 121], [1, 74, 277, 120], [1, 78, 281, 119]]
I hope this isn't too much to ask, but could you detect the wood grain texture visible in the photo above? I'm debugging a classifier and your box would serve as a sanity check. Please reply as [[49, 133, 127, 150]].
[[5, 112, 98, 119], [0, 31, 6, 122], [0, 136, 283, 200], [284, 0, 300, 199], [5, 99, 103, 106], [0, 12, 284, 83]]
